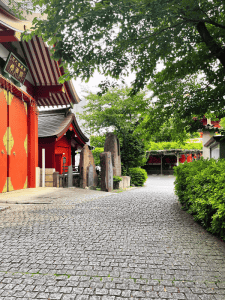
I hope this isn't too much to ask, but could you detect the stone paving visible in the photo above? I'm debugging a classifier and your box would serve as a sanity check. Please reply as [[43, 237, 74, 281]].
[[0, 176, 225, 300]]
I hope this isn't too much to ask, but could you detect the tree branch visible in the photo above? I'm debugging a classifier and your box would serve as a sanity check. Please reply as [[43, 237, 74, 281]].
[[125, 21, 184, 43], [179, 16, 225, 29], [196, 22, 225, 68]]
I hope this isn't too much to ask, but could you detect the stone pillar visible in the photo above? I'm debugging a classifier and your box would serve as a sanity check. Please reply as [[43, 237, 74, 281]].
[[53, 171, 59, 187], [68, 165, 73, 187], [79, 144, 98, 188], [100, 152, 113, 192], [88, 164, 94, 187], [104, 133, 121, 176]]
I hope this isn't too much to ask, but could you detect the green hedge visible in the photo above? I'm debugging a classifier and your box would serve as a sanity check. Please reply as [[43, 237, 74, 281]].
[[174, 158, 225, 240], [113, 176, 122, 183], [129, 167, 148, 186], [148, 141, 203, 151]]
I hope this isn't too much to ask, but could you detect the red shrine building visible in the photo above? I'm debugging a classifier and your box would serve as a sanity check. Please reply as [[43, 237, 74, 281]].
[[0, 3, 87, 193], [38, 108, 88, 174]]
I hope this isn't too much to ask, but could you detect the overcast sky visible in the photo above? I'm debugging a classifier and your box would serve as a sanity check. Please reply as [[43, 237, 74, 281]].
[[73, 71, 136, 100]]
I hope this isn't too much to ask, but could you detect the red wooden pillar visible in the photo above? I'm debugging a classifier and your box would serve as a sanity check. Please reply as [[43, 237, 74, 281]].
[[0, 89, 7, 192], [27, 101, 38, 188]]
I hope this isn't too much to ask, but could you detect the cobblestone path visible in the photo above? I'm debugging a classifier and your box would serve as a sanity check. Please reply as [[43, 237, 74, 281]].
[[0, 176, 225, 300]]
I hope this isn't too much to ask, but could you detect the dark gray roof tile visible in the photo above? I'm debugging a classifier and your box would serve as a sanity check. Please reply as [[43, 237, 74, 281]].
[[38, 108, 89, 143]]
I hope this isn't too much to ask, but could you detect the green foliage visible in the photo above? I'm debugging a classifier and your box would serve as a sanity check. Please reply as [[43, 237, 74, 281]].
[[113, 176, 122, 183], [92, 147, 104, 166], [78, 87, 149, 171], [148, 141, 203, 151], [150, 119, 200, 143], [78, 86, 149, 136], [129, 167, 148, 187], [22, 0, 225, 134], [174, 159, 225, 241], [220, 118, 225, 129], [90, 135, 106, 148], [121, 131, 148, 171]]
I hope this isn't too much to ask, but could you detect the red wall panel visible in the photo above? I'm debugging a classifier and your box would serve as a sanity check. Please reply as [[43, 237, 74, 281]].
[[38, 137, 56, 169], [8, 93, 28, 191]]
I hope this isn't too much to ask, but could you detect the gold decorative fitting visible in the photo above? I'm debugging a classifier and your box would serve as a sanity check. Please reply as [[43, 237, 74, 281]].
[[2, 179, 7, 193], [3, 90, 7, 103], [24, 102, 27, 114], [1, 150, 5, 154], [3, 129, 7, 153], [8, 127, 14, 155], [8, 177, 14, 192], [24, 135, 28, 155], [7, 92, 14, 105], [23, 177, 28, 189], [13, 151, 16, 156], [14, 32, 21, 41]]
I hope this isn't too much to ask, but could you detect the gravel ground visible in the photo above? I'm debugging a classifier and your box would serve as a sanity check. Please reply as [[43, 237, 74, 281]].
[[0, 176, 224, 300]]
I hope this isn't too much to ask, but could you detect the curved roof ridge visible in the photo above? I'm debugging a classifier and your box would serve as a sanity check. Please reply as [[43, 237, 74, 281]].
[[38, 109, 89, 143]]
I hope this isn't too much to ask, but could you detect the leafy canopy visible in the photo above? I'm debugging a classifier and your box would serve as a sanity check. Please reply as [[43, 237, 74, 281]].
[[20, 0, 225, 132], [151, 119, 201, 143], [78, 86, 149, 135], [79, 86, 149, 170]]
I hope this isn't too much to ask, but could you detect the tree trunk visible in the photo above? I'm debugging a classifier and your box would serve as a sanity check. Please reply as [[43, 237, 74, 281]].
[[197, 22, 225, 68]]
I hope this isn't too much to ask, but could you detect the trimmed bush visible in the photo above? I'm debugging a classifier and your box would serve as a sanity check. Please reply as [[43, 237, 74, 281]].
[[129, 167, 148, 186], [113, 176, 122, 183], [174, 158, 225, 241]]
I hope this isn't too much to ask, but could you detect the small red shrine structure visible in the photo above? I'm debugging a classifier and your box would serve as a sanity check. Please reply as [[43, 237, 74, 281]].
[[144, 149, 203, 175], [0, 3, 81, 192], [38, 108, 89, 174]]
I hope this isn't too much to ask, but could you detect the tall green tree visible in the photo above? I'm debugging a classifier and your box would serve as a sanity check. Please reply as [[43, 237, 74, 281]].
[[78, 87, 149, 170], [20, 0, 225, 132], [90, 135, 106, 148], [79, 87, 149, 135]]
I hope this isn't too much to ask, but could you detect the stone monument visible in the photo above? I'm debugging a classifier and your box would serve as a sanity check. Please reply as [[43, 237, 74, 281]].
[[88, 164, 94, 187], [79, 145, 98, 188], [68, 165, 73, 187], [104, 132, 121, 176], [100, 152, 113, 192]]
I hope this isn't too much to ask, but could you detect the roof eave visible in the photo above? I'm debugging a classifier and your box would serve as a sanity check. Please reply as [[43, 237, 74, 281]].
[[72, 115, 89, 143], [65, 80, 81, 105]]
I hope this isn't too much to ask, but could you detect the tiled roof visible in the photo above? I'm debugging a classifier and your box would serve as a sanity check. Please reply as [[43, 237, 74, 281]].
[[38, 108, 89, 143]]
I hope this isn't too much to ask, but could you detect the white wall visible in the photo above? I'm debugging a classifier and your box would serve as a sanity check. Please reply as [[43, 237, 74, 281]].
[[202, 131, 213, 159]]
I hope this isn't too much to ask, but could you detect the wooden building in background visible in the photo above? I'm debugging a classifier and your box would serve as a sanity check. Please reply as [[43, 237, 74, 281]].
[[38, 108, 89, 174]]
